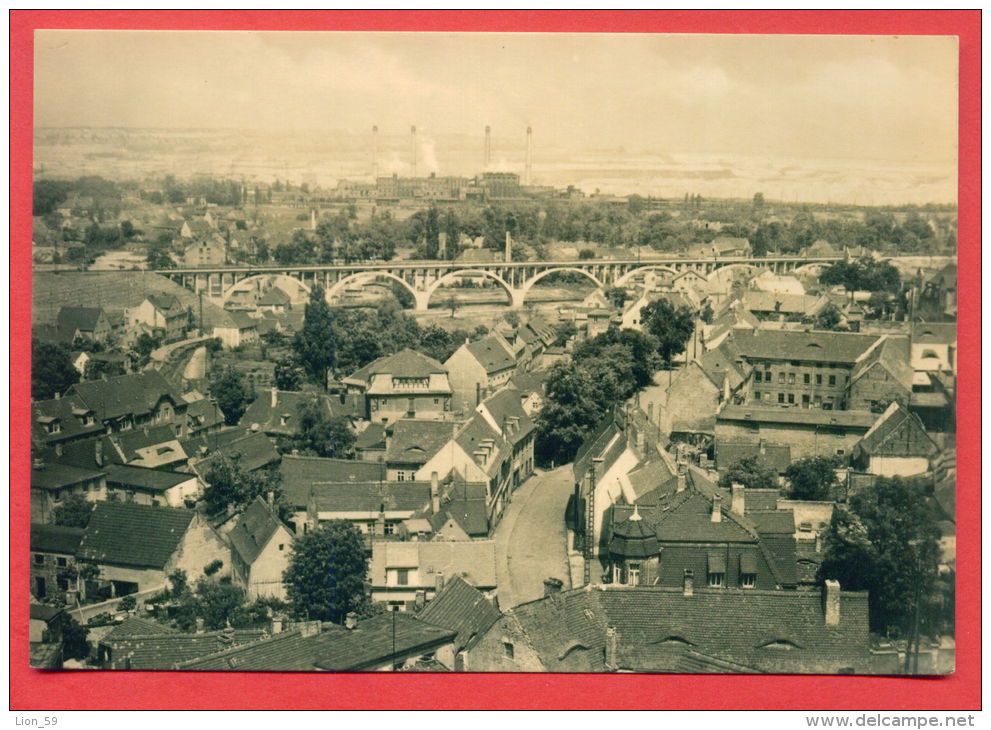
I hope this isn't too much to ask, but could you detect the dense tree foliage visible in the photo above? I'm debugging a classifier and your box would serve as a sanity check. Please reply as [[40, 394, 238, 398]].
[[294, 285, 336, 388], [202, 455, 290, 520], [289, 398, 356, 459], [639, 299, 696, 367], [819, 476, 943, 636], [718, 455, 778, 491], [32, 339, 80, 400], [784, 456, 840, 500], [52, 493, 94, 528], [273, 356, 305, 391], [819, 258, 902, 293], [210, 366, 249, 426], [283, 521, 370, 623]]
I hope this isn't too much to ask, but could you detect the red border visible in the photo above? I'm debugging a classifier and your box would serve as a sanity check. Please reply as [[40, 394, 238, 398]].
[[10, 10, 980, 711]]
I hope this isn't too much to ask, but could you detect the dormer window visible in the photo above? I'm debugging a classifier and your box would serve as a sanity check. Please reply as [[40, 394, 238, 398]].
[[47, 420, 61, 435]]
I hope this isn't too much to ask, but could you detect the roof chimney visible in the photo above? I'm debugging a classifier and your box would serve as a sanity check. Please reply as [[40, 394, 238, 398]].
[[345, 612, 359, 630], [430, 471, 440, 515], [604, 626, 618, 671], [435, 571, 445, 593], [195, 617, 205, 634], [676, 470, 686, 493], [823, 579, 841, 626], [414, 590, 426, 612], [270, 387, 278, 409], [543, 577, 563, 597], [94, 439, 104, 468], [730, 482, 745, 516], [683, 569, 694, 597], [710, 494, 722, 523]]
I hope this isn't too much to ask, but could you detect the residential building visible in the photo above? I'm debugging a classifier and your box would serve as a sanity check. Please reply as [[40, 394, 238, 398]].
[[415, 575, 501, 671], [59, 371, 188, 435], [256, 286, 292, 313], [846, 336, 913, 412], [55, 306, 113, 343], [385, 419, 456, 481], [30, 459, 108, 524], [103, 463, 200, 508], [32, 394, 103, 448], [30, 523, 85, 602], [343, 349, 453, 424], [126, 294, 189, 341], [369, 539, 498, 608], [444, 334, 517, 413], [228, 496, 295, 601], [306, 480, 433, 539], [212, 311, 259, 349], [182, 237, 226, 267], [99, 624, 268, 670], [851, 401, 939, 477], [241, 389, 360, 443], [278, 455, 386, 533], [911, 322, 957, 374], [474, 387, 536, 489], [185, 429, 281, 478]]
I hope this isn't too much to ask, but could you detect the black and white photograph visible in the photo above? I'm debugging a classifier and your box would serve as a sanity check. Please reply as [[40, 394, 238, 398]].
[[28, 30, 957, 675]]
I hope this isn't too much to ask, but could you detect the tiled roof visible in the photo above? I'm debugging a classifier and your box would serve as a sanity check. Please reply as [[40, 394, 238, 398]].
[[480, 387, 535, 445], [509, 587, 609, 672], [718, 405, 878, 429], [454, 414, 510, 478], [31, 460, 105, 491], [715, 441, 792, 474], [100, 616, 176, 643], [113, 425, 186, 463], [106, 628, 268, 670], [386, 420, 454, 465], [241, 390, 335, 437], [30, 604, 65, 622], [354, 422, 387, 451], [147, 294, 182, 314], [464, 336, 516, 374], [314, 613, 457, 671], [854, 402, 938, 458], [730, 330, 880, 364], [417, 576, 501, 651], [32, 395, 105, 444], [370, 540, 498, 589], [911, 322, 957, 346], [30, 523, 85, 555], [257, 287, 291, 305], [68, 371, 185, 422], [229, 496, 290, 565], [191, 431, 281, 476], [104, 464, 192, 493], [176, 625, 341, 671], [77, 502, 195, 569], [346, 348, 447, 385], [279, 455, 386, 508], [851, 336, 913, 391], [311, 481, 432, 514], [57, 306, 105, 334]]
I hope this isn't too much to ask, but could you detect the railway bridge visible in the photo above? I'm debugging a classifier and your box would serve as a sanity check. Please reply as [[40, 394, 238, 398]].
[[160, 255, 843, 311]]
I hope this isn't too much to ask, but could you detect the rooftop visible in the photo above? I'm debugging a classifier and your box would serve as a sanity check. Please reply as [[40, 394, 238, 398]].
[[77, 502, 195, 570], [718, 405, 879, 429], [730, 330, 880, 365]]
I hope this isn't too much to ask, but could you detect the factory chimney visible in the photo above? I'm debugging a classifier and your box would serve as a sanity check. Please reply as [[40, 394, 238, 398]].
[[410, 125, 418, 177], [372, 124, 379, 179], [484, 125, 492, 169], [525, 126, 533, 185]]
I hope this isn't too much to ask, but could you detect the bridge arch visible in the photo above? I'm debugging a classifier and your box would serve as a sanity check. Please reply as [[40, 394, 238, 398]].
[[614, 265, 680, 288], [706, 263, 764, 284], [223, 273, 311, 302], [424, 268, 515, 310], [792, 262, 833, 277], [326, 271, 419, 308], [519, 267, 603, 300]]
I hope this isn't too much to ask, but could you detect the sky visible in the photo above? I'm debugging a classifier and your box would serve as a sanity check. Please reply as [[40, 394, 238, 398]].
[[34, 31, 957, 166]]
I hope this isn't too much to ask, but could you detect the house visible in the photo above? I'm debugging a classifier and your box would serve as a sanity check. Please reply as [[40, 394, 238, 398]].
[[182, 237, 226, 267], [185, 429, 281, 478], [465, 580, 878, 674], [444, 334, 517, 413], [31, 394, 103, 448], [846, 336, 913, 412], [911, 322, 957, 374], [256, 286, 292, 313], [751, 271, 806, 297], [689, 236, 752, 258], [474, 387, 536, 490], [403, 480, 491, 541], [103, 463, 200, 508], [715, 440, 792, 478], [369, 539, 498, 609], [240, 389, 356, 443], [29, 604, 66, 669], [111, 424, 190, 469], [278, 455, 387, 532], [126, 294, 188, 341], [354, 422, 388, 462], [228, 496, 295, 601], [921, 263, 957, 318], [385, 419, 456, 481], [621, 290, 697, 331], [177, 614, 456, 672], [306, 480, 433, 540], [182, 394, 226, 437], [31, 459, 108, 524], [343, 349, 453, 423], [61, 371, 188, 435], [212, 311, 259, 349], [703, 305, 760, 350], [514, 320, 557, 369], [55, 306, 112, 343], [100, 625, 268, 670], [728, 290, 829, 321], [716, 405, 878, 461], [508, 370, 547, 415], [76, 502, 228, 597], [851, 401, 939, 477], [31, 523, 85, 602], [415, 575, 502, 670]]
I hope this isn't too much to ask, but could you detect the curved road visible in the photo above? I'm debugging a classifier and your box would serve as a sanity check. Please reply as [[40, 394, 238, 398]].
[[493, 465, 575, 610]]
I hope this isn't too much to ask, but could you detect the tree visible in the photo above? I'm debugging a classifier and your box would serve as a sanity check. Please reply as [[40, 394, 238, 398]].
[[211, 366, 249, 426], [604, 286, 629, 309], [31, 339, 80, 400], [553, 321, 577, 347], [441, 294, 458, 319], [294, 285, 336, 388], [117, 595, 137, 613], [273, 356, 305, 391], [202, 455, 289, 519], [639, 298, 695, 367], [535, 360, 620, 465], [54, 612, 91, 660], [578, 248, 596, 260], [293, 398, 356, 459], [194, 576, 245, 630], [718, 455, 777, 491], [819, 476, 941, 636], [503, 311, 520, 329], [784, 456, 839, 501], [814, 303, 845, 331], [283, 521, 370, 623], [52, 493, 94, 528]]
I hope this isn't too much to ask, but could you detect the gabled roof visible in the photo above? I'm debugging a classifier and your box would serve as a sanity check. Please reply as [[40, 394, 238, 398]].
[[104, 464, 193, 493], [370, 540, 498, 589], [711, 236, 751, 253], [175, 626, 344, 671], [911, 322, 957, 346], [854, 401, 938, 459], [190, 431, 281, 476], [147, 294, 182, 315], [57, 306, 106, 334], [479, 387, 535, 445], [229, 496, 291, 565], [279, 455, 386, 508], [106, 628, 269, 670], [354, 422, 387, 451], [113, 424, 186, 463], [310, 481, 432, 515], [100, 616, 177, 643], [257, 287, 291, 306], [31, 523, 85, 555], [454, 414, 510, 478], [385, 420, 454, 465], [314, 613, 457, 671], [735, 290, 827, 315], [417, 576, 502, 651], [718, 405, 879, 429], [241, 391, 335, 437], [698, 340, 750, 392], [716, 441, 792, 474], [68, 371, 184, 422], [77, 502, 195, 569], [730, 330, 880, 364], [462, 336, 516, 374], [32, 395, 106, 444], [31, 461, 106, 491], [346, 348, 447, 385], [851, 336, 912, 392]]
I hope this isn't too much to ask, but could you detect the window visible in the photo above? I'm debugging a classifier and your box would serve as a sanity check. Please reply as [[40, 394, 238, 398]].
[[57, 577, 70, 591], [503, 642, 515, 659], [803, 373, 811, 385], [787, 393, 795, 404], [777, 372, 785, 384], [384, 523, 395, 536], [802, 394, 810, 406], [741, 573, 757, 588], [755, 371, 763, 383], [764, 392, 772, 403], [395, 568, 410, 585], [815, 374, 823, 385], [433, 398, 439, 405], [814, 395, 822, 406], [33, 554, 45, 565], [836, 449, 845, 456], [627, 562, 641, 586], [396, 471, 406, 482], [278, 544, 285, 551], [788, 373, 795, 385], [56, 557, 67, 567], [708, 572, 724, 588], [47, 421, 61, 435], [778, 393, 785, 404], [754, 391, 761, 401], [828, 375, 836, 386]]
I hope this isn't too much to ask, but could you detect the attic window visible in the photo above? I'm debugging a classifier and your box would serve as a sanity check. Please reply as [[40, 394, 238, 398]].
[[758, 639, 802, 651], [156, 446, 174, 456], [806, 343, 823, 349]]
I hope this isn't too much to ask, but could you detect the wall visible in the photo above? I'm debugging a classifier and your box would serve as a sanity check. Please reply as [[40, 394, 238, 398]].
[[847, 363, 910, 411], [868, 456, 931, 478], [30, 550, 78, 602], [465, 613, 545, 672], [369, 394, 452, 424], [666, 363, 721, 434], [445, 347, 488, 413], [247, 525, 294, 601], [169, 514, 231, 583], [716, 420, 867, 461], [748, 358, 852, 410]]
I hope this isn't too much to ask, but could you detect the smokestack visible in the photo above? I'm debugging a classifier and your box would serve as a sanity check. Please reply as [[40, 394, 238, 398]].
[[683, 569, 694, 597], [730, 482, 745, 516], [372, 124, 379, 178], [430, 472, 440, 514], [484, 125, 491, 168], [410, 125, 418, 177], [345, 612, 359, 630], [525, 125, 533, 185], [823, 579, 841, 626], [710, 494, 722, 523], [505, 231, 512, 263], [605, 626, 618, 671], [270, 387, 278, 409]]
